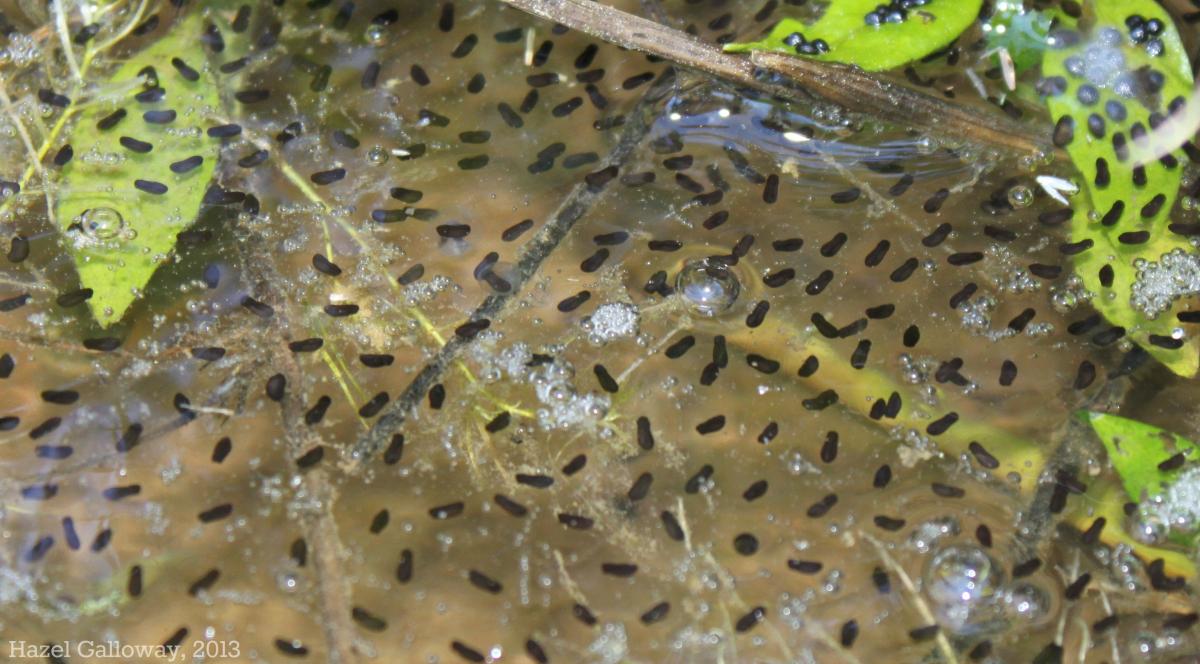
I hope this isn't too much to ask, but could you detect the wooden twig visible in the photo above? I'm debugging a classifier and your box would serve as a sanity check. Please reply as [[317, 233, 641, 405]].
[[752, 51, 1055, 156], [862, 532, 960, 664], [497, 0, 1054, 157]]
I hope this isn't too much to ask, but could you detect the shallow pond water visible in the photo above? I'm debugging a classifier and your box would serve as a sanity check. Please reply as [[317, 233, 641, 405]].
[[0, 0, 1199, 662]]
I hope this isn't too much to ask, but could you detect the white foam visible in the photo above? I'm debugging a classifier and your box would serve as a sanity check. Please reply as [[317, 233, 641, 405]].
[[583, 302, 639, 342], [1130, 249, 1200, 319]]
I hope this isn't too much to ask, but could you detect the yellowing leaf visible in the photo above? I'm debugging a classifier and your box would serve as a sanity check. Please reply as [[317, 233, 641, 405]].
[[1075, 412, 1199, 578], [56, 12, 219, 327], [725, 0, 984, 71], [1066, 477, 1196, 580]]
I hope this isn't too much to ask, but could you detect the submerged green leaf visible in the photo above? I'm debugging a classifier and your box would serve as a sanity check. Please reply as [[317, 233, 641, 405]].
[[1084, 411, 1198, 504], [56, 12, 219, 327], [1042, 0, 1198, 376], [1085, 412, 1200, 559], [724, 0, 984, 71], [983, 3, 1053, 73], [1066, 476, 1196, 580]]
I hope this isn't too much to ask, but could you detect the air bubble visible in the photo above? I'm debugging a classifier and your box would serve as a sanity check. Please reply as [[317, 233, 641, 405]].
[[277, 572, 300, 593], [1002, 582, 1052, 626], [676, 258, 740, 316], [80, 207, 126, 241], [1127, 505, 1170, 545], [923, 544, 1005, 634], [1006, 185, 1033, 209], [365, 24, 388, 45], [367, 145, 389, 165]]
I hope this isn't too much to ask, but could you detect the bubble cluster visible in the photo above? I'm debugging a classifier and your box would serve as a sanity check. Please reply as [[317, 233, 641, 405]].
[[582, 302, 640, 343], [1130, 249, 1200, 318], [529, 360, 611, 430], [1132, 466, 1200, 543], [1068, 44, 1127, 88]]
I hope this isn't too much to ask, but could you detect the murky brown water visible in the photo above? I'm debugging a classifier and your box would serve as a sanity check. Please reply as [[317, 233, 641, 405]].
[[0, 0, 1198, 662]]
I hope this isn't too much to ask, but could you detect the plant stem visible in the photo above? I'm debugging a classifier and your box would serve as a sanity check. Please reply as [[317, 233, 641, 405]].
[[53, 0, 84, 84], [0, 76, 53, 217], [81, 0, 151, 70], [863, 532, 959, 664]]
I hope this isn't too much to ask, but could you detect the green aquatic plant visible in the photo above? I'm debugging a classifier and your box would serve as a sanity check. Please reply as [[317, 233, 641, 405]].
[[725, 0, 984, 71], [1041, 0, 1199, 377], [55, 11, 219, 327]]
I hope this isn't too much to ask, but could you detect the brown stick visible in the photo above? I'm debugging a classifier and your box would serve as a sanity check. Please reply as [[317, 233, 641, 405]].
[[498, 0, 1054, 157], [272, 348, 359, 664], [752, 51, 1056, 157]]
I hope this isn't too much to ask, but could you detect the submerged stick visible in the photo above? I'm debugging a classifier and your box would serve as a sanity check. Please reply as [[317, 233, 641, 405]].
[[239, 232, 359, 663], [349, 71, 673, 465], [751, 52, 1055, 157], [497, 0, 1054, 157]]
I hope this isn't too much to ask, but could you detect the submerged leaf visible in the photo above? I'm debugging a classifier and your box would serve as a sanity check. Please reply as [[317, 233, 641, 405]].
[[1066, 477, 1196, 579], [724, 0, 984, 71], [1081, 412, 1200, 576], [982, 3, 1053, 73], [1041, 0, 1198, 376], [1084, 411, 1199, 504], [56, 12, 219, 326]]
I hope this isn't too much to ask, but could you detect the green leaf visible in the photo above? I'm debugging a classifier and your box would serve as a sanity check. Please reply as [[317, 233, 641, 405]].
[[56, 12, 220, 327], [1084, 411, 1199, 503], [724, 0, 985, 71], [1042, 1, 1199, 377]]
